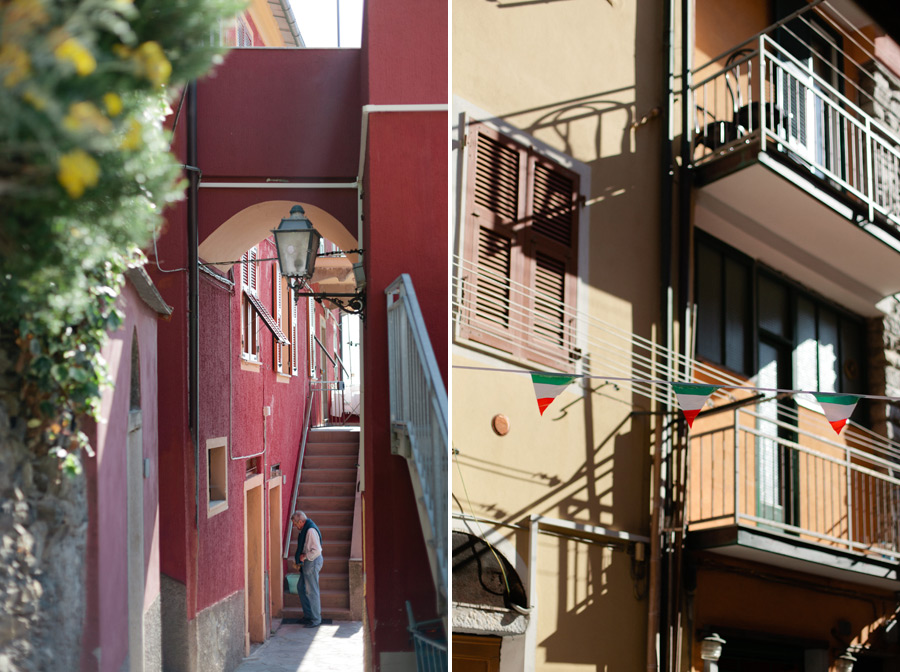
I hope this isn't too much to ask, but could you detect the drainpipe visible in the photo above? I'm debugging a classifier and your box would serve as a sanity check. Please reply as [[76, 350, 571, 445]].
[[187, 80, 200, 530], [653, 0, 676, 670]]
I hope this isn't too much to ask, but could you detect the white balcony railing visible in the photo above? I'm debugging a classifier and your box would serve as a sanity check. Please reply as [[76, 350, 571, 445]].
[[689, 405, 900, 559], [691, 25, 900, 228], [386, 274, 448, 618]]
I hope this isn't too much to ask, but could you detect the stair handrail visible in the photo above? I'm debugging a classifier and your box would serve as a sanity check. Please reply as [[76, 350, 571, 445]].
[[284, 379, 316, 559], [385, 274, 448, 614]]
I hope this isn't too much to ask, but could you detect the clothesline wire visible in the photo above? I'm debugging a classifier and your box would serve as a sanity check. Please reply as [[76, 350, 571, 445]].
[[452, 365, 900, 402]]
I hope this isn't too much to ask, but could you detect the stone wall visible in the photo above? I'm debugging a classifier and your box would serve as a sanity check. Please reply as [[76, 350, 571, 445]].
[[160, 575, 245, 672], [0, 350, 87, 671], [868, 297, 900, 440]]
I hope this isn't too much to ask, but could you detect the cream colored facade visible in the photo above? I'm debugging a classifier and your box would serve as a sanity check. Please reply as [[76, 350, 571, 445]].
[[453, 0, 900, 671], [452, 1, 666, 669]]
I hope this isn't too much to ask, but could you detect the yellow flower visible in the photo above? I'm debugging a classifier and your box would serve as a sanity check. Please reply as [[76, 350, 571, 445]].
[[112, 44, 132, 59], [120, 119, 142, 150], [0, 44, 30, 87], [54, 37, 96, 76], [57, 150, 100, 199], [63, 101, 112, 134], [21, 86, 47, 110], [103, 92, 123, 117], [135, 41, 171, 86]]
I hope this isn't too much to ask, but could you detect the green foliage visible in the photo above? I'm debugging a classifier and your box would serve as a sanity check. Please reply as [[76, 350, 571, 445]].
[[0, 0, 242, 457]]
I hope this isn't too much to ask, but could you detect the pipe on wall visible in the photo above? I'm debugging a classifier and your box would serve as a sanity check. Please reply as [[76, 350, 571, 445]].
[[187, 80, 200, 531], [652, 0, 677, 670]]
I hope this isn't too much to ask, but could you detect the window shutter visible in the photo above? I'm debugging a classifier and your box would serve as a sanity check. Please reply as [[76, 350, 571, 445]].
[[533, 252, 567, 348], [532, 162, 575, 247], [274, 264, 283, 371], [241, 251, 249, 290], [473, 132, 519, 223], [291, 289, 298, 375], [248, 246, 258, 294], [460, 123, 579, 370]]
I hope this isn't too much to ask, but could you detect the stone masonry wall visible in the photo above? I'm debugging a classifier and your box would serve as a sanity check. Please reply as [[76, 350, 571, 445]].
[[0, 347, 87, 671]]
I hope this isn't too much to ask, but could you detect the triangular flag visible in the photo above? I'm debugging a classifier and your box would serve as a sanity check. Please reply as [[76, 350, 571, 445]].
[[812, 393, 859, 434], [531, 373, 576, 416], [672, 383, 719, 428]]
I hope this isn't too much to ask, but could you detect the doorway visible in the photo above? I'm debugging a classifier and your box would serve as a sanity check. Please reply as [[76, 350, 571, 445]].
[[244, 474, 265, 653]]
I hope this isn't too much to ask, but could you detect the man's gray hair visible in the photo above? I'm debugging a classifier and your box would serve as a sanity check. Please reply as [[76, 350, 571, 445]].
[[292, 511, 307, 523]]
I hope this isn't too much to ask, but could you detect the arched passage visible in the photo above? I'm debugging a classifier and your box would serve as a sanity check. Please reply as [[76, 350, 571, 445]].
[[198, 200, 359, 274]]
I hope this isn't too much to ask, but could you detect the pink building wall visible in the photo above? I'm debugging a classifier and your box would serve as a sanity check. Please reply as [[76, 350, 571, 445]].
[[81, 278, 162, 671]]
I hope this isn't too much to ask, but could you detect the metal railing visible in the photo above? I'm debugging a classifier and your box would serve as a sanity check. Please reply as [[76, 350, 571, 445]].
[[688, 405, 900, 559], [386, 274, 448, 616], [283, 378, 348, 559], [691, 30, 900, 228], [311, 334, 358, 426], [406, 602, 447, 672]]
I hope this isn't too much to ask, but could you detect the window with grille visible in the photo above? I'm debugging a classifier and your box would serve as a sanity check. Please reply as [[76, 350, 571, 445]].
[[459, 123, 579, 370], [241, 245, 259, 362]]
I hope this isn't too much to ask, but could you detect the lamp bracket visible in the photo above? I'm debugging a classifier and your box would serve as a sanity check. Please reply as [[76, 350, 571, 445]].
[[288, 279, 366, 317]]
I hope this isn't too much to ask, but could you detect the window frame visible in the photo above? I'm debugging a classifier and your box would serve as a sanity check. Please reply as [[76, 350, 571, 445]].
[[694, 232, 867, 400], [459, 122, 580, 371], [207, 437, 228, 517], [241, 245, 260, 363]]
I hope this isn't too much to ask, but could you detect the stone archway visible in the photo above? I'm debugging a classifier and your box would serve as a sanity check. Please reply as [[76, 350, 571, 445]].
[[198, 200, 358, 275]]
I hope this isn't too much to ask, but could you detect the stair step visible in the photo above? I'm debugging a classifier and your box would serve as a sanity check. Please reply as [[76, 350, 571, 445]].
[[292, 511, 352, 526], [284, 589, 349, 610], [296, 496, 355, 513], [307, 428, 360, 444], [281, 606, 352, 622], [299, 482, 355, 497], [303, 455, 357, 470], [288, 540, 350, 558], [284, 556, 349, 573], [305, 442, 359, 457], [300, 468, 357, 483]]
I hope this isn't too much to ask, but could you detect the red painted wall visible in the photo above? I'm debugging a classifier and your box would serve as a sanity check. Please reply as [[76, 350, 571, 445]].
[[194, 237, 310, 612], [197, 50, 361, 180], [361, 0, 448, 105], [81, 279, 162, 671], [359, 0, 448, 663]]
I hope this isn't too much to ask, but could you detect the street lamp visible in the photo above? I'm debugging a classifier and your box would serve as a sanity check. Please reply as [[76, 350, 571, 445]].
[[835, 652, 856, 672], [272, 205, 366, 316], [700, 633, 726, 672]]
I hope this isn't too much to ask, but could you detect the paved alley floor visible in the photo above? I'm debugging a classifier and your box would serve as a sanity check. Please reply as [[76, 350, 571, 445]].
[[235, 620, 364, 672]]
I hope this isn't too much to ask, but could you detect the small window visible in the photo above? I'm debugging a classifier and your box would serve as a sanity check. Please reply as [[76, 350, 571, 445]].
[[241, 246, 259, 362], [207, 437, 228, 517]]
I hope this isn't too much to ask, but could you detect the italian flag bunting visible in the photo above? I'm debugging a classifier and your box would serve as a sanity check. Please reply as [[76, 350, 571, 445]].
[[532, 373, 576, 416], [672, 383, 719, 428], [812, 393, 859, 434]]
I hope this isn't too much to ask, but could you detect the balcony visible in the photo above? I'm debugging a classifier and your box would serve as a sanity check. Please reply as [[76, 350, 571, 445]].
[[687, 401, 900, 588], [689, 3, 900, 315]]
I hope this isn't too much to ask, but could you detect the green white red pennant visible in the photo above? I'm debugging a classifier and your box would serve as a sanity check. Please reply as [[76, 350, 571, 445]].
[[531, 373, 576, 416], [672, 383, 719, 428], [812, 393, 859, 434]]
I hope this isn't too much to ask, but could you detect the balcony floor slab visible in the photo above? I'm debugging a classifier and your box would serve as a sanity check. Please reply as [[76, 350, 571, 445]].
[[688, 524, 900, 591]]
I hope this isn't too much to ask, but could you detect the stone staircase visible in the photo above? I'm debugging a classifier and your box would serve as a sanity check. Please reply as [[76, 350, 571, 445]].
[[283, 427, 359, 622]]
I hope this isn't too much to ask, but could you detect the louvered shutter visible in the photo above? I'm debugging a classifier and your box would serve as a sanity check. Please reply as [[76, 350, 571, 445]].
[[460, 123, 578, 370], [274, 264, 283, 371], [291, 288, 298, 375], [524, 155, 578, 366], [460, 127, 524, 355]]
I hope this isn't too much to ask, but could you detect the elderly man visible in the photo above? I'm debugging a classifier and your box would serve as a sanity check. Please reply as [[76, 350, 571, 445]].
[[291, 511, 324, 627]]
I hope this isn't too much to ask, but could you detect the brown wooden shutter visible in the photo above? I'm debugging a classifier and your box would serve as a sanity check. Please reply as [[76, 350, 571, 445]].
[[459, 122, 579, 370]]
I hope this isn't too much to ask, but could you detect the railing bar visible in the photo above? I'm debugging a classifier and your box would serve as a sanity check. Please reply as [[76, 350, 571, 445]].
[[736, 512, 900, 557], [691, 0, 824, 74]]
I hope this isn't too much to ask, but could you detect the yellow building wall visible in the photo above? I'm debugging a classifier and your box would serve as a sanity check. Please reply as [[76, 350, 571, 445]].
[[453, 0, 667, 668]]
